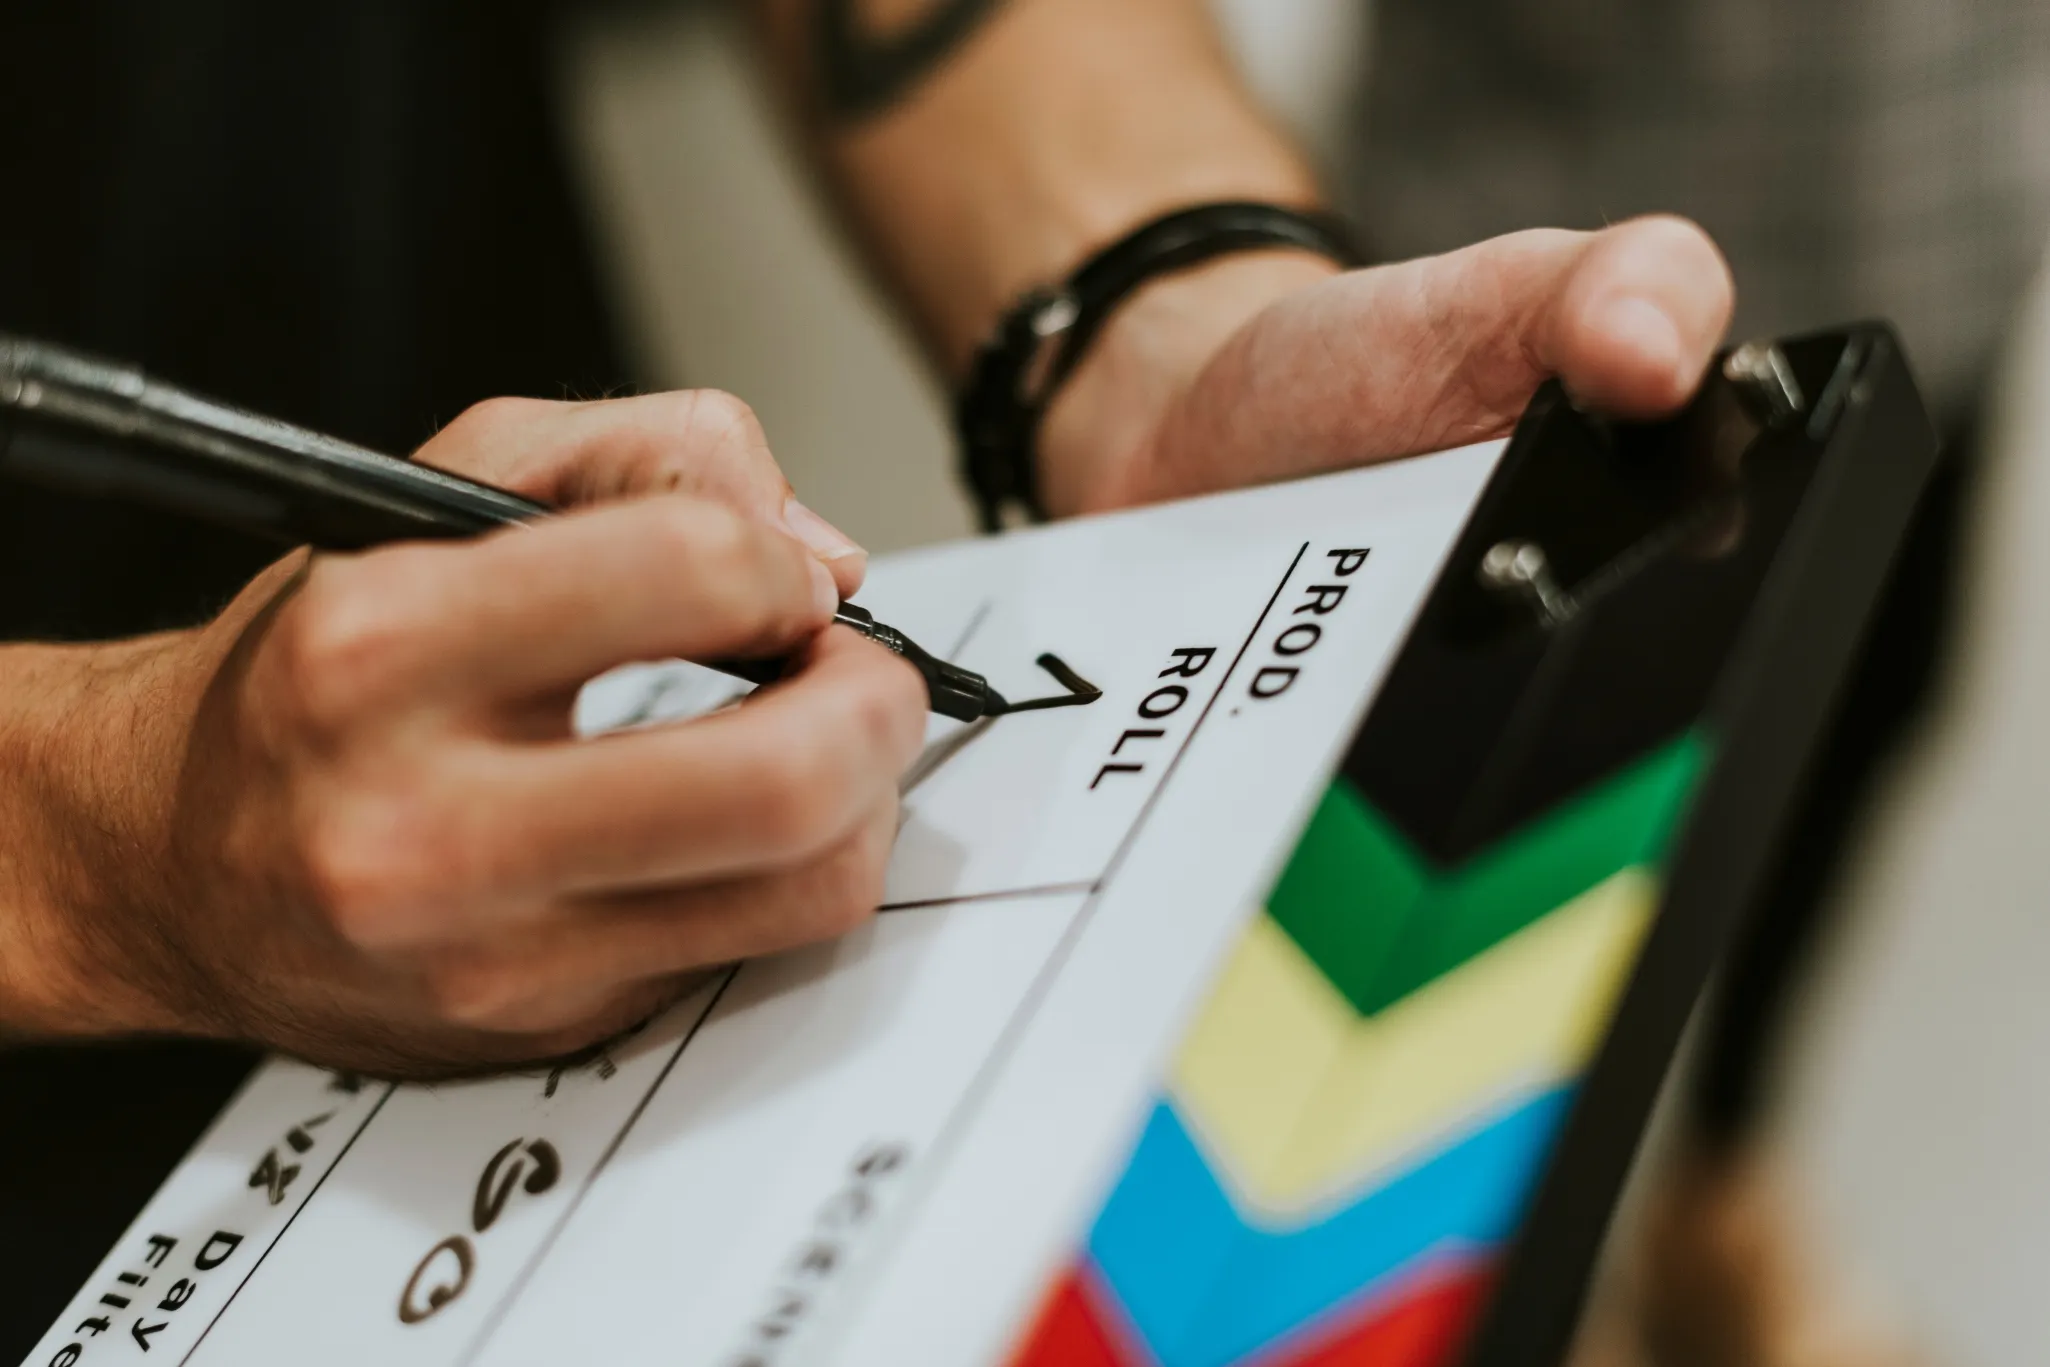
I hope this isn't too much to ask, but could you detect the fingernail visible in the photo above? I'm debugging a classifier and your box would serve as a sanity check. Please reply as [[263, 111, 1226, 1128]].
[[806, 556, 840, 620], [1594, 295, 1684, 377], [783, 497, 866, 564]]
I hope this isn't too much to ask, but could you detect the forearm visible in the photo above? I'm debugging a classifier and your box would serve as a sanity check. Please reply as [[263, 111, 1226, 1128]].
[[758, 0, 1320, 368], [0, 635, 200, 1039]]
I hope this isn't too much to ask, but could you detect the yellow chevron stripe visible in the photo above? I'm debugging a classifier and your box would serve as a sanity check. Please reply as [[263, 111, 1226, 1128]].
[[1171, 913, 1357, 1186], [1171, 868, 1655, 1216]]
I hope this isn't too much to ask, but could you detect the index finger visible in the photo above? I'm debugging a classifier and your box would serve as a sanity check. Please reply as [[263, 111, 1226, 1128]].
[[393, 627, 928, 932], [418, 391, 870, 601], [294, 495, 839, 709]]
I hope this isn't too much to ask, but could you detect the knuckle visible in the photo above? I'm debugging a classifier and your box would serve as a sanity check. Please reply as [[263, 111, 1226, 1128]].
[[678, 388, 764, 448], [301, 809, 411, 946], [837, 647, 929, 763], [838, 821, 894, 928], [300, 796, 462, 949], [419, 956, 528, 1029], [815, 884, 877, 939], [275, 574, 404, 728], [805, 820, 893, 938], [740, 660, 917, 858], [749, 740, 849, 856], [425, 397, 569, 489]]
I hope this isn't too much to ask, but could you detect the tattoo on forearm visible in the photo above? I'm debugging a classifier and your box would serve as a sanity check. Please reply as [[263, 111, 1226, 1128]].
[[813, 0, 1008, 122]]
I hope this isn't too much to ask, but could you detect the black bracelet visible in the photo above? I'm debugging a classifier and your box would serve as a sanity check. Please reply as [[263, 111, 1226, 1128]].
[[955, 200, 1363, 531]]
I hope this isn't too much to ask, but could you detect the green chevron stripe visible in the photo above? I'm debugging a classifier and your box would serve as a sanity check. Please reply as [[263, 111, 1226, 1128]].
[[1268, 734, 1707, 1016], [1264, 782, 1426, 1010]]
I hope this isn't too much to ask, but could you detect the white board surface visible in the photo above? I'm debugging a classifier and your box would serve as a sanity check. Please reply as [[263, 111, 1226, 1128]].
[[25, 445, 1499, 1367]]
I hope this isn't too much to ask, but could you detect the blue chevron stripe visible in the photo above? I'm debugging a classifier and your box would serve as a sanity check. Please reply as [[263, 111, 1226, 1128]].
[[1086, 1087, 1572, 1367]]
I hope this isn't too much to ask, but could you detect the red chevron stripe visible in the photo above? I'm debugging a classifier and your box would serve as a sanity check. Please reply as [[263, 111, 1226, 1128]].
[[1250, 1258, 1490, 1367], [1008, 1255, 1489, 1367], [1010, 1263, 1149, 1367]]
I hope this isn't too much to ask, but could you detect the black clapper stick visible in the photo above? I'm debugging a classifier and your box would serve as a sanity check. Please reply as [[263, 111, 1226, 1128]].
[[0, 334, 1098, 721]]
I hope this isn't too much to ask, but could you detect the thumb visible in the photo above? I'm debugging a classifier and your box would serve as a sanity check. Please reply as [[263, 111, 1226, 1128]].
[[418, 390, 869, 601], [1122, 214, 1734, 506]]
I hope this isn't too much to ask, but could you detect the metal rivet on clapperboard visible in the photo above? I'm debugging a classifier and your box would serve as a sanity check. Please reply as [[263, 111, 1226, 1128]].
[[1478, 538, 1573, 626], [1722, 340, 1806, 426]]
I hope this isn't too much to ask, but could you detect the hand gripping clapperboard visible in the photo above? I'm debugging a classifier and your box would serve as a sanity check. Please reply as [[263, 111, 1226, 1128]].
[[1002, 324, 1937, 1367], [13, 324, 1937, 1367]]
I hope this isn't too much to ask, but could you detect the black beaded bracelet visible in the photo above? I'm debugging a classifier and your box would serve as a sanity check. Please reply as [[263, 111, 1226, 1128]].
[[955, 200, 1363, 531]]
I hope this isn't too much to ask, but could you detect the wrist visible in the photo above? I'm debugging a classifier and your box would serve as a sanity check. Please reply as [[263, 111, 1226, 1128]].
[[1036, 247, 1344, 515], [813, 0, 1324, 374], [0, 635, 209, 1038]]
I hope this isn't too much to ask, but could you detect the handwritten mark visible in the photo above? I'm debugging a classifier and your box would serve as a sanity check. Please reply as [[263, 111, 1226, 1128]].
[[992, 653, 1102, 714], [900, 653, 1102, 796]]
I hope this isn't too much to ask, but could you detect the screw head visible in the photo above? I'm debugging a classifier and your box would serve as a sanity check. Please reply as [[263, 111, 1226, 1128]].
[[1479, 539, 1549, 588]]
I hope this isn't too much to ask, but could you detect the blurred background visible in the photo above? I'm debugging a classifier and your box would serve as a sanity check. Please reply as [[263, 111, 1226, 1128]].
[[1, 2, 2045, 1363], [559, 4, 2050, 1364]]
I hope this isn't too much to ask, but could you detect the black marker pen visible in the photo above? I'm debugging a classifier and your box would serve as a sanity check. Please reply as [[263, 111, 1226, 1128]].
[[0, 334, 1096, 722]]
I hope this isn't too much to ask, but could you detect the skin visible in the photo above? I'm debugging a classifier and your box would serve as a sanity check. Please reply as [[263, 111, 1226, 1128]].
[[0, 0, 1733, 1074], [0, 396, 926, 1076]]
